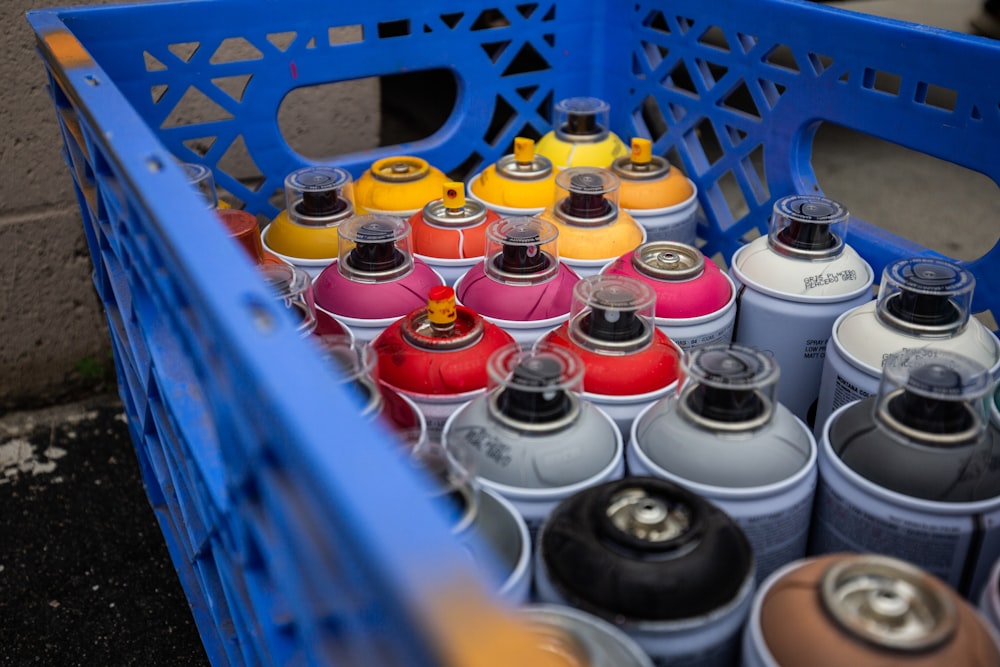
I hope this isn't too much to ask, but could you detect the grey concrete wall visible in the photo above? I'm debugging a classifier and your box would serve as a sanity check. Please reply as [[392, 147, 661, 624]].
[[2, 1, 379, 409]]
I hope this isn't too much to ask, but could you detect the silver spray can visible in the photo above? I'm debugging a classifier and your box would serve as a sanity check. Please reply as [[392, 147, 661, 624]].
[[443, 343, 624, 534], [628, 343, 817, 583], [730, 195, 875, 425], [815, 257, 1000, 437], [743, 553, 1000, 667], [601, 241, 737, 351], [518, 605, 655, 667], [810, 348, 1000, 599], [407, 437, 532, 603], [535, 476, 755, 667]]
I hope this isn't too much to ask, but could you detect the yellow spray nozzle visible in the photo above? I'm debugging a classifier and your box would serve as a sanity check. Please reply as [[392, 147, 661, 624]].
[[514, 137, 536, 164], [427, 286, 457, 326], [631, 138, 653, 165], [443, 182, 466, 210]]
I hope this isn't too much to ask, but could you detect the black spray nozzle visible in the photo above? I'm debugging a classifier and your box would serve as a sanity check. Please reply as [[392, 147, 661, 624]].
[[564, 110, 600, 136], [564, 172, 611, 219], [499, 228, 547, 274], [887, 364, 973, 435], [581, 289, 644, 342], [349, 220, 405, 272], [887, 263, 962, 328], [297, 188, 348, 218], [776, 219, 835, 252], [683, 350, 766, 423], [496, 356, 572, 424]]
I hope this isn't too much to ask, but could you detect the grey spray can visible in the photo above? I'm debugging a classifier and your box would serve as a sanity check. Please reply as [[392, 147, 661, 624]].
[[809, 348, 1000, 599], [628, 343, 817, 583]]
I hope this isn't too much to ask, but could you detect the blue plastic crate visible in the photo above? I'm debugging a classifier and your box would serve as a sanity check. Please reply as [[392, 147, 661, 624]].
[[27, 0, 1000, 665]]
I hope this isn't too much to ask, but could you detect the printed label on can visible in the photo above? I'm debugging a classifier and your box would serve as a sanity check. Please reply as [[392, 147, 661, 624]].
[[801, 269, 860, 291], [831, 374, 871, 411], [810, 460, 1000, 598], [736, 492, 815, 583], [668, 320, 735, 351]]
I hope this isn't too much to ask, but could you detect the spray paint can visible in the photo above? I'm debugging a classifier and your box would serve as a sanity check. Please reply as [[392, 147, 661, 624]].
[[743, 553, 1000, 667], [815, 257, 1000, 436], [353, 155, 449, 217], [602, 241, 735, 351], [443, 343, 623, 533], [258, 263, 320, 338], [980, 556, 1000, 635], [538, 168, 646, 278], [410, 182, 501, 286], [610, 138, 699, 245], [215, 209, 288, 267], [518, 605, 655, 667], [312, 215, 445, 343], [315, 334, 426, 445], [535, 476, 755, 666], [535, 97, 628, 170], [454, 217, 581, 347], [407, 438, 531, 603], [468, 137, 557, 217], [260, 166, 356, 278], [371, 286, 516, 441], [810, 349, 1000, 599], [536, 274, 682, 438], [730, 194, 875, 425], [629, 343, 817, 583]]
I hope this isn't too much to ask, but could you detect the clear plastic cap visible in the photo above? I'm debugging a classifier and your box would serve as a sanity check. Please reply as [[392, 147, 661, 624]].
[[314, 335, 382, 419], [484, 216, 560, 285], [259, 264, 317, 336], [678, 343, 779, 431], [182, 163, 219, 209], [553, 96, 611, 141], [568, 274, 656, 354], [411, 437, 480, 536], [284, 166, 355, 227], [767, 194, 849, 259], [553, 167, 620, 225], [875, 349, 992, 445], [338, 214, 414, 283], [486, 342, 583, 427], [876, 258, 975, 336]]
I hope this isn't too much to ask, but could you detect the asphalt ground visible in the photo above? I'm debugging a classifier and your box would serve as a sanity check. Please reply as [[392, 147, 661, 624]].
[[0, 396, 209, 666]]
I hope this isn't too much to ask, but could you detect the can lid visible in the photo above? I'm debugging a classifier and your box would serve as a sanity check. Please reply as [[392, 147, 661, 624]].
[[338, 215, 414, 282], [402, 287, 485, 350], [553, 97, 611, 143], [422, 182, 488, 227], [820, 555, 957, 652], [554, 168, 620, 226], [487, 343, 583, 432], [409, 437, 481, 536], [284, 166, 355, 227], [631, 242, 704, 281], [259, 263, 317, 337], [182, 162, 219, 209], [316, 335, 383, 420], [520, 605, 654, 667], [539, 476, 753, 622], [611, 138, 671, 181], [767, 195, 848, 260], [369, 156, 431, 183], [484, 217, 560, 285], [679, 344, 778, 431], [875, 349, 990, 446], [876, 258, 975, 336], [568, 275, 656, 354]]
